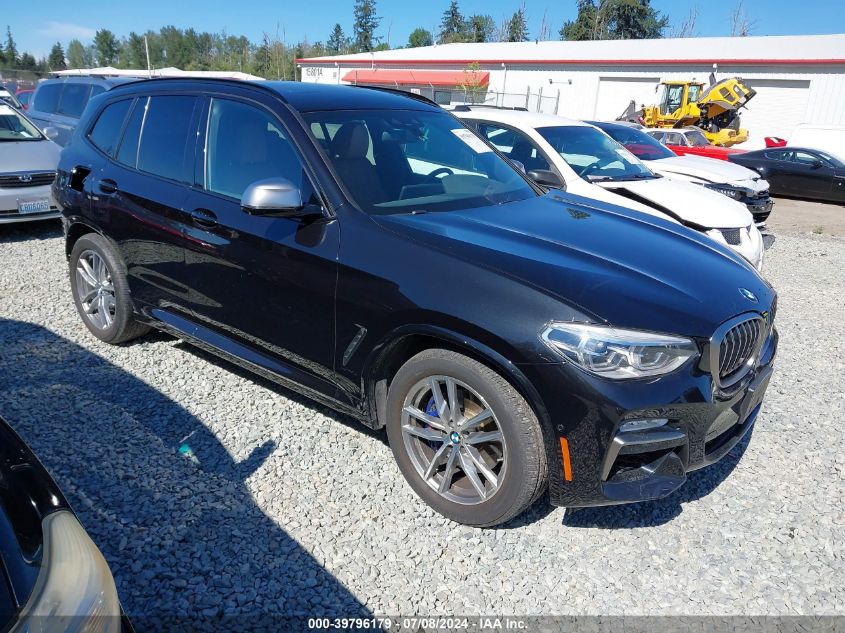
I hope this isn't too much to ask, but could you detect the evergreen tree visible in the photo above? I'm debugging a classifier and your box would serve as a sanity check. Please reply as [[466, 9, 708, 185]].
[[467, 14, 496, 42], [439, 1, 466, 43], [327, 24, 348, 54], [94, 29, 120, 65], [561, 0, 668, 41], [408, 27, 434, 48], [506, 7, 529, 42], [18, 52, 37, 70], [67, 39, 86, 69], [47, 42, 67, 70], [353, 0, 381, 52], [4, 26, 18, 66]]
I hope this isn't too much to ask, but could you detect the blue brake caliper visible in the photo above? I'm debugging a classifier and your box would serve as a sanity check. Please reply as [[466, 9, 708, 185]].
[[423, 396, 440, 450]]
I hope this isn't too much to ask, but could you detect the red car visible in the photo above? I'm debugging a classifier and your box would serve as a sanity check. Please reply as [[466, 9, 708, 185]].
[[15, 88, 33, 111], [646, 128, 746, 161]]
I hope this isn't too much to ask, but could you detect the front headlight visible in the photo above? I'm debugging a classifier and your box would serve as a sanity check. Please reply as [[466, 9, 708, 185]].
[[12, 510, 121, 633], [541, 322, 699, 379], [704, 184, 745, 200]]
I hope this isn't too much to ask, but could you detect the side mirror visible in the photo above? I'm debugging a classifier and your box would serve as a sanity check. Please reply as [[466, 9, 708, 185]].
[[241, 177, 310, 217], [510, 159, 526, 174], [527, 169, 565, 190], [42, 126, 58, 141], [811, 160, 824, 169]]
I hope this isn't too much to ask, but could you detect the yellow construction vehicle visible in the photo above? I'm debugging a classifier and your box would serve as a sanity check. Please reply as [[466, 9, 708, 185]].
[[617, 76, 757, 147]]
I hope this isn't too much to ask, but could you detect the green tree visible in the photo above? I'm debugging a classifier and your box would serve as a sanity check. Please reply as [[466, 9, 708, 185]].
[[408, 27, 433, 48], [254, 33, 273, 77], [4, 26, 18, 66], [467, 14, 496, 42], [122, 32, 147, 68], [94, 29, 120, 65], [67, 39, 86, 68], [561, 0, 668, 40], [18, 52, 37, 70], [47, 42, 67, 70], [327, 24, 348, 54], [506, 7, 529, 42], [353, 0, 381, 52], [439, 1, 466, 43]]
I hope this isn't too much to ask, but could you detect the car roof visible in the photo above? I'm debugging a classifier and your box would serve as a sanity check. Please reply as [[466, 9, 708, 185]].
[[37, 76, 138, 88], [452, 107, 592, 129], [586, 120, 634, 131], [103, 78, 441, 113]]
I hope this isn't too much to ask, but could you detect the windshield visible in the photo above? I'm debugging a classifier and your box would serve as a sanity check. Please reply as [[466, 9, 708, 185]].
[[600, 126, 675, 161], [0, 104, 43, 142], [685, 130, 711, 147], [536, 125, 657, 182], [304, 109, 536, 215]]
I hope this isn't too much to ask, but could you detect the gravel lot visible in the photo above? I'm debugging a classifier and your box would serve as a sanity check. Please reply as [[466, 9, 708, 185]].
[[0, 209, 843, 624]]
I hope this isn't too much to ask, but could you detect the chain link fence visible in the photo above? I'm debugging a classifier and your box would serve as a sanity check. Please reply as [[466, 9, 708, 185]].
[[0, 68, 49, 93]]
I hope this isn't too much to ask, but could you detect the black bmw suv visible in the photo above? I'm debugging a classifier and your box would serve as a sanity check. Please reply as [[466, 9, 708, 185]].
[[54, 79, 777, 527]]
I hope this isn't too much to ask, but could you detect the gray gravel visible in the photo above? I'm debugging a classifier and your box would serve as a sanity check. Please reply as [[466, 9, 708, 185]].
[[0, 219, 842, 620]]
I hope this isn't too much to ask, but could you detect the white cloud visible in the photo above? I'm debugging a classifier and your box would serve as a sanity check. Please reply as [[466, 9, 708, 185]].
[[37, 21, 97, 42]]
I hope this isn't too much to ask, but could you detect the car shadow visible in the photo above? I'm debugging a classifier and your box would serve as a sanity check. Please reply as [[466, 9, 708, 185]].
[[0, 219, 63, 243], [0, 318, 371, 631], [561, 428, 753, 529]]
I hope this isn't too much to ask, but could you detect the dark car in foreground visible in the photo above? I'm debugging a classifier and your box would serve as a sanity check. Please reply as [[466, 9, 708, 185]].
[[54, 80, 777, 527], [0, 415, 127, 632], [728, 147, 845, 204]]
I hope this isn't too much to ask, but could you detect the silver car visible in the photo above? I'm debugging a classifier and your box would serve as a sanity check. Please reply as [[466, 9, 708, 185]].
[[0, 104, 61, 224]]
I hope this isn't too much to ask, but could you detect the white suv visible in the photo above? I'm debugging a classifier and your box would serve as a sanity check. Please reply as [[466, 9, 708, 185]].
[[453, 107, 764, 271]]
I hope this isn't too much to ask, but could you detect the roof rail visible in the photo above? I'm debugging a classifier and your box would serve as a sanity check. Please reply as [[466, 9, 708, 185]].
[[451, 104, 529, 112], [354, 85, 438, 106]]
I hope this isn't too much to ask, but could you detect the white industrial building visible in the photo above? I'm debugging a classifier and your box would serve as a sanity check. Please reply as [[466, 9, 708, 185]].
[[297, 34, 845, 146]]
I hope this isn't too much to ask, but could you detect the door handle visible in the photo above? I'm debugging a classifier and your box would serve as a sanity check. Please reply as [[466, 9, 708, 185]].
[[189, 208, 218, 228], [98, 179, 118, 194]]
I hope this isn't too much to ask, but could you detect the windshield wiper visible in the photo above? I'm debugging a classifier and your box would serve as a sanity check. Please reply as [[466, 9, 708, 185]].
[[585, 175, 615, 182]]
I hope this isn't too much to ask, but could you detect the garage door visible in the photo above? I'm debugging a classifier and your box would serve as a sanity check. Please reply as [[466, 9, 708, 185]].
[[740, 79, 810, 141], [594, 77, 658, 120]]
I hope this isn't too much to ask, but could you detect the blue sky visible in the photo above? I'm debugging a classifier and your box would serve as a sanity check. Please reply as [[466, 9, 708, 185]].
[[6, 0, 844, 59]]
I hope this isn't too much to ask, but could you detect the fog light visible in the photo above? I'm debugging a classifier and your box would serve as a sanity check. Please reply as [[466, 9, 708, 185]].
[[619, 418, 668, 433]]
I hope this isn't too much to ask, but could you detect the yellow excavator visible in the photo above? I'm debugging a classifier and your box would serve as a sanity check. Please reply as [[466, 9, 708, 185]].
[[617, 75, 757, 147]]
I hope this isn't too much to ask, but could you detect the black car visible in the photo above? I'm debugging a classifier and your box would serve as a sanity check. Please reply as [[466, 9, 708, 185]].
[[0, 415, 128, 632], [728, 146, 845, 204], [54, 79, 777, 527]]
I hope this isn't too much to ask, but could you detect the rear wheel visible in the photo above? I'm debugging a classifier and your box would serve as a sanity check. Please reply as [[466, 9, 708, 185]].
[[386, 349, 548, 527], [69, 233, 149, 344]]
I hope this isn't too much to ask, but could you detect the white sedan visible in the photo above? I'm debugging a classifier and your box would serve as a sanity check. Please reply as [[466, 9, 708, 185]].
[[0, 104, 61, 224], [452, 107, 764, 271]]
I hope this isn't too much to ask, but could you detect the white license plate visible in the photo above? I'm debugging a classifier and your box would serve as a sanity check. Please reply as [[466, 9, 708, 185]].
[[17, 198, 50, 214]]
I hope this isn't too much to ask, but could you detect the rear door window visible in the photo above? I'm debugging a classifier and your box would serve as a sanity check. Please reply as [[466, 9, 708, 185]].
[[32, 83, 62, 113], [476, 122, 552, 172], [57, 83, 92, 118], [135, 96, 198, 182], [88, 99, 133, 156]]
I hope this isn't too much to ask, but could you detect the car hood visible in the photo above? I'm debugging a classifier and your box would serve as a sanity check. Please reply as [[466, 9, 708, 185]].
[[375, 193, 773, 337], [0, 139, 60, 173], [594, 176, 754, 229], [650, 155, 768, 189]]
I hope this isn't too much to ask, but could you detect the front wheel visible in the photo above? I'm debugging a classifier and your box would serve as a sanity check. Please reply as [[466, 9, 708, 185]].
[[386, 349, 548, 527]]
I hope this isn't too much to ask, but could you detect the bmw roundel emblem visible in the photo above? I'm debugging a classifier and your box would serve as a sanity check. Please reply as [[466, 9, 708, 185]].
[[739, 288, 757, 302]]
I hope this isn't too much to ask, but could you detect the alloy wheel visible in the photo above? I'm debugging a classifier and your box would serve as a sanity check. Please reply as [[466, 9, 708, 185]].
[[401, 375, 507, 505], [75, 250, 116, 331]]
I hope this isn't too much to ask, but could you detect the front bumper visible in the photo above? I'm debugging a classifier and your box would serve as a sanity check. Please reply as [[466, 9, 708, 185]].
[[743, 195, 773, 225], [523, 326, 778, 508], [0, 184, 60, 224]]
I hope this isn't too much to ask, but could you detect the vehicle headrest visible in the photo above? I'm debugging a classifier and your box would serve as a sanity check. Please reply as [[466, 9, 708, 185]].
[[332, 122, 370, 159]]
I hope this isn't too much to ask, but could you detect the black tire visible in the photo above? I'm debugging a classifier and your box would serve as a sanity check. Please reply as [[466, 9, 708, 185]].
[[386, 349, 548, 527], [69, 233, 150, 345]]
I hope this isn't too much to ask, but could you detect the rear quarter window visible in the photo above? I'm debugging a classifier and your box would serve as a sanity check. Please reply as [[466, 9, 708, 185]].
[[32, 83, 62, 114], [57, 83, 92, 118], [88, 99, 133, 156]]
